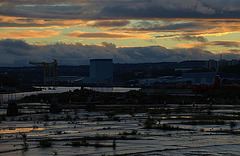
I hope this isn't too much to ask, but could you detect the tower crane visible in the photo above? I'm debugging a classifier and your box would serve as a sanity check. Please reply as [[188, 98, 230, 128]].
[[29, 59, 58, 84]]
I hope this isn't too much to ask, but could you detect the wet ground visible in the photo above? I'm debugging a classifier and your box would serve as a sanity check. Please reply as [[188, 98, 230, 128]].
[[0, 102, 240, 156]]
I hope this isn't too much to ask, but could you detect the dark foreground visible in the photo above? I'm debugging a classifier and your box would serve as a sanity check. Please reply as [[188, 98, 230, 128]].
[[0, 88, 240, 155]]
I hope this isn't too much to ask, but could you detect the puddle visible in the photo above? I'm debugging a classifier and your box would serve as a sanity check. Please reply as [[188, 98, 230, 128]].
[[0, 128, 45, 134], [0, 103, 240, 155]]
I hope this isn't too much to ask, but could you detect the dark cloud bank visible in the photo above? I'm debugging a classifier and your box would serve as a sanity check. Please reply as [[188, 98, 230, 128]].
[[0, 0, 240, 20], [0, 39, 239, 67]]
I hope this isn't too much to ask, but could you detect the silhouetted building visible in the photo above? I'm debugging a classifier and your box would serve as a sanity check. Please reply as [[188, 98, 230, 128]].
[[206, 59, 240, 71], [183, 72, 217, 85], [206, 59, 218, 71], [183, 72, 238, 85], [89, 59, 113, 84]]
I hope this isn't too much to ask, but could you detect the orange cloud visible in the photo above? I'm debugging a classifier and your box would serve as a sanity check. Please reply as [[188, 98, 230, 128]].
[[0, 30, 60, 38], [178, 41, 240, 48], [65, 31, 151, 39], [89, 20, 130, 27], [1, 14, 240, 39], [220, 49, 240, 54], [1, 14, 240, 44], [109, 19, 240, 38], [178, 43, 204, 48], [177, 19, 240, 37], [0, 15, 88, 28]]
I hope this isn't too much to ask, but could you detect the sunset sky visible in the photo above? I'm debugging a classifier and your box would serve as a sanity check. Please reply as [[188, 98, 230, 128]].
[[0, 0, 240, 66]]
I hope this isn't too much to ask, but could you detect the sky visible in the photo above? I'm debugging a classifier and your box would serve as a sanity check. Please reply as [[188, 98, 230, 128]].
[[0, 0, 240, 66]]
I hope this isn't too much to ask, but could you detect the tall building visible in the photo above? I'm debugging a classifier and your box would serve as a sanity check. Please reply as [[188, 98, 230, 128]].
[[206, 59, 240, 71], [206, 59, 218, 71], [90, 59, 113, 83]]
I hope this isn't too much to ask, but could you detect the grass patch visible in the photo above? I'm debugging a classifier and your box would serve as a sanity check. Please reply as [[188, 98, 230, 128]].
[[66, 140, 115, 148], [83, 134, 137, 140], [118, 129, 139, 135], [144, 122, 192, 131], [180, 120, 225, 125], [0, 115, 6, 122], [47, 134, 138, 142], [153, 123, 191, 131], [39, 138, 53, 147]]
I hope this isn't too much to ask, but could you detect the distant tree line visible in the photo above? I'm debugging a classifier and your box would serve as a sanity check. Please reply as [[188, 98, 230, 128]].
[[0, 72, 19, 87]]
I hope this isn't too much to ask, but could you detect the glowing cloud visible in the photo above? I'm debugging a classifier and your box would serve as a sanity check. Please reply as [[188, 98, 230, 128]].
[[65, 31, 151, 39], [90, 20, 130, 27], [0, 30, 60, 38], [178, 41, 240, 48], [0, 1, 240, 66]]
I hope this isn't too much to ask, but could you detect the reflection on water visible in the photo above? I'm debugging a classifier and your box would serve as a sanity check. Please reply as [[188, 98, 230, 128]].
[[0, 128, 45, 134], [0, 109, 240, 156], [85, 87, 140, 93], [170, 116, 193, 119]]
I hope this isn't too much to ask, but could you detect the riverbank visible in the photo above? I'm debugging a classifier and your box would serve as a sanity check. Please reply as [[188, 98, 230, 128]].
[[18, 87, 240, 105]]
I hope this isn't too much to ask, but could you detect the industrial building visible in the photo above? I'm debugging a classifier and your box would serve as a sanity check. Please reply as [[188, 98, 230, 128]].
[[206, 59, 240, 71], [182, 72, 238, 85], [183, 72, 217, 85], [138, 76, 182, 86], [82, 59, 113, 84], [90, 59, 113, 84]]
